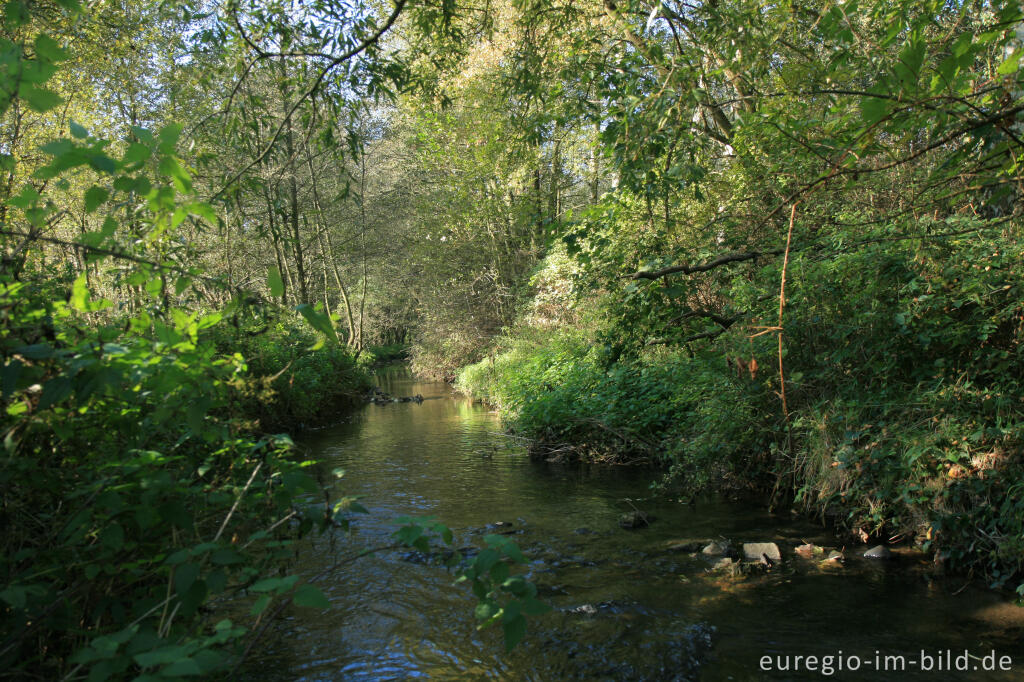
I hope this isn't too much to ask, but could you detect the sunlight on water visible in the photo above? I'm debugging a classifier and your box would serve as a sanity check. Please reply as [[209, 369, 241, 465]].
[[241, 370, 1024, 681]]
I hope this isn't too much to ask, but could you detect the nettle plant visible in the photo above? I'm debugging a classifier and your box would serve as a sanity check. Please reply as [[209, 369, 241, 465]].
[[0, 4, 544, 679]]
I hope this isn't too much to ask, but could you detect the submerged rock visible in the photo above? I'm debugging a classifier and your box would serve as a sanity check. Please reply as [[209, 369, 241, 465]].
[[665, 539, 708, 553], [742, 542, 782, 564], [701, 541, 732, 556], [864, 545, 892, 559], [618, 511, 651, 529], [824, 550, 845, 564], [486, 521, 514, 530]]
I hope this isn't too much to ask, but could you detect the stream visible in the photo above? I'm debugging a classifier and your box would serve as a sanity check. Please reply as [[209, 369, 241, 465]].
[[242, 368, 1024, 680]]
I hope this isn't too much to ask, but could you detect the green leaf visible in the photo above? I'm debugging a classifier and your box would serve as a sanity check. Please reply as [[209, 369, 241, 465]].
[[158, 155, 192, 192], [134, 646, 189, 668], [475, 601, 498, 621], [146, 277, 164, 300], [250, 594, 272, 616], [210, 547, 243, 565], [267, 267, 284, 298], [4, 0, 29, 30], [295, 303, 336, 340], [88, 153, 116, 174], [12, 342, 53, 358], [161, 658, 202, 677], [69, 120, 88, 139], [7, 184, 39, 208], [174, 563, 200, 597], [520, 597, 551, 615], [896, 35, 926, 88], [1, 359, 22, 399], [131, 126, 154, 144], [84, 186, 108, 213], [39, 139, 73, 157], [70, 273, 90, 311], [249, 575, 297, 593], [123, 142, 150, 165], [38, 376, 72, 409], [860, 95, 890, 126], [179, 580, 207, 616], [158, 122, 183, 153], [33, 34, 67, 62], [997, 49, 1022, 76], [292, 584, 329, 609], [100, 523, 124, 551], [503, 613, 527, 650], [18, 84, 62, 113], [187, 201, 217, 224]]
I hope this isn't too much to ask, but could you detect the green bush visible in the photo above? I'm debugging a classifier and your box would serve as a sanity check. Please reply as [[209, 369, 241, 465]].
[[205, 317, 373, 431], [0, 277, 345, 679], [462, 222, 1024, 585]]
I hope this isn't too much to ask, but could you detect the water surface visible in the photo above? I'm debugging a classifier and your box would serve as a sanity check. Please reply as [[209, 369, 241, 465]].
[[244, 369, 1024, 680]]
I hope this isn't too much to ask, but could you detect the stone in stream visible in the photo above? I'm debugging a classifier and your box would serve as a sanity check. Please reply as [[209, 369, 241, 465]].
[[571, 604, 599, 616], [864, 545, 892, 559], [618, 510, 651, 529], [665, 539, 708, 553], [701, 541, 732, 556], [742, 542, 782, 564], [486, 521, 515, 531], [794, 543, 824, 558], [824, 550, 844, 564]]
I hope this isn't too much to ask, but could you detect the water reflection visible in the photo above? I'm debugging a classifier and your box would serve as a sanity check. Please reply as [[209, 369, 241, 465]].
[[242, 370, 1024, 680]]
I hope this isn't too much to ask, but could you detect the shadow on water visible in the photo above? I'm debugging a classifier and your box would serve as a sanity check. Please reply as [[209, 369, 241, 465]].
[[240, 368, 1024, 680]]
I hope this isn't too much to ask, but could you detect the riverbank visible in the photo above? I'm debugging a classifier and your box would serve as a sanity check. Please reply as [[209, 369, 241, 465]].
[[455, 234, 1024, 594], [207, 317, 375, 431]]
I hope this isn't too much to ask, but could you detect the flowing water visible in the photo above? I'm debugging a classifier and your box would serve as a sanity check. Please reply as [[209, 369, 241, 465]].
[[243, 369, 1024, 680]]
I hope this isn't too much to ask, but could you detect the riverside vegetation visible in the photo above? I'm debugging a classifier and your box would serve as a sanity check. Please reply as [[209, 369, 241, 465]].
[[2, 0, 1023, 678]]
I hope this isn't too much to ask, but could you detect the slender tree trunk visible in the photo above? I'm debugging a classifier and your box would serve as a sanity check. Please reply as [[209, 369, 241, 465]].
[[279, 57, 309, 305], [356, 146, 368, 351], [306, 149, 357, 345], [264, 193, 289, 304]]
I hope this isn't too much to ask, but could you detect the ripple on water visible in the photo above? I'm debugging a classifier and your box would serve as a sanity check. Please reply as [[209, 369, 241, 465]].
[[238, 371, 1024, 681]]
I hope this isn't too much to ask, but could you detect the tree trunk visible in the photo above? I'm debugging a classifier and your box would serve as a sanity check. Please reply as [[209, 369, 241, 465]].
[[306, 149, 357, 345]]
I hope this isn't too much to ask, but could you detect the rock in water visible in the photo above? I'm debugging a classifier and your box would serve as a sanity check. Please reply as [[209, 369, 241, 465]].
[[665, 539, 707, 553], [618, 511, 650, 529], [795, 543, 823, 558], [702, 541, 731, 556], [864, 545, 892, 559], [742, 542, 782, 564]]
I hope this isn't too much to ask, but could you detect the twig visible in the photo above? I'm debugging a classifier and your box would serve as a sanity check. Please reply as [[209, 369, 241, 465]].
[[777, 203, 799, 422], [214, 463, 262, 543]]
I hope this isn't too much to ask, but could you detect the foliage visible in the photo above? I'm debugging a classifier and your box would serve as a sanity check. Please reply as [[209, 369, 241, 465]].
[[0, 6, 545, 676], [392, 517, 549, 650], [206, 316, 373, 431], [0, 163, 346, 679], [463, 220, 1024, 583]]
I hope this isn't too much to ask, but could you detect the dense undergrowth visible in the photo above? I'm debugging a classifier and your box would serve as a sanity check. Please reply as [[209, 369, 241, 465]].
[[0, 265, 381, 679], [206, 317, 374, 431], [458, 224, 1024, 589]]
